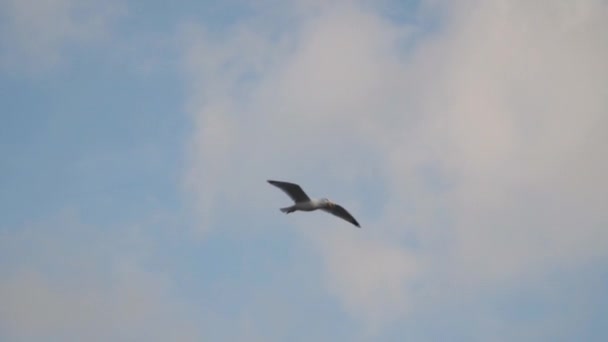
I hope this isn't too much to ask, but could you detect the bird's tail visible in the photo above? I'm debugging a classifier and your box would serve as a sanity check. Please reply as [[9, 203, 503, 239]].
[[280, 206, 295, 214]]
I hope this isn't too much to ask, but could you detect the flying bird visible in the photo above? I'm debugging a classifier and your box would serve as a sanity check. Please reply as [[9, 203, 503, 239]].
[[267, 180, 360, 228]]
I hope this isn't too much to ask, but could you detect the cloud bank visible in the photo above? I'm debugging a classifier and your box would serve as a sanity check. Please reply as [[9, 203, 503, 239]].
[[184, 0, 608, 337]]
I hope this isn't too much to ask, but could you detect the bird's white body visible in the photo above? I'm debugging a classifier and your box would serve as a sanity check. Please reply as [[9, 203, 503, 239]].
[[291, 198, 326, 211]]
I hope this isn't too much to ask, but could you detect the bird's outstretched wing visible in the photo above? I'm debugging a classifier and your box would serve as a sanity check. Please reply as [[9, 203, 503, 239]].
[[267, 180, 311, 203], [322, 204, 360, 228]]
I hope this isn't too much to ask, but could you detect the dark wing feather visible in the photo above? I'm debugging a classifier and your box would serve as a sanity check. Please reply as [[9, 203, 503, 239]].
[[267, 180, 310, 203], [322, 204, 361, 228]]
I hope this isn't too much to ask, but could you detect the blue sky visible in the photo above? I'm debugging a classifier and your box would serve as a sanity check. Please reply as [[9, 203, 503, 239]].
[[1, 0, 608, 341]]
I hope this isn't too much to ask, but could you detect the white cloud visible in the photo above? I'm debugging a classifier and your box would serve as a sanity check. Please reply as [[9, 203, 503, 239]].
[[181, 0, 608, 335], [414, 0, 608, 285], [0, 0, 124, 72], [311, 229, 418, 331]]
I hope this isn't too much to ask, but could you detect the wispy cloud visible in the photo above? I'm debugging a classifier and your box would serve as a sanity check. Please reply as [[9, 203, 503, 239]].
[[0, 210, 204, 341], [0, 0, 124, 73]]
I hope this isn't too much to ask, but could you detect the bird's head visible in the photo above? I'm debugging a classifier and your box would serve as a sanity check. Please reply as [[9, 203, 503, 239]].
[[321, 198, 335, 208]]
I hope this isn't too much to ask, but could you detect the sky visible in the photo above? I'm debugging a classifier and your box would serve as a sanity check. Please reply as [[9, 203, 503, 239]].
[[1, 0, 607, 341]]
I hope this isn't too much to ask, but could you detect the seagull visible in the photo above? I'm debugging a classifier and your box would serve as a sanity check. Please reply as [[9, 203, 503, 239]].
[[267, 180, 360, 228]]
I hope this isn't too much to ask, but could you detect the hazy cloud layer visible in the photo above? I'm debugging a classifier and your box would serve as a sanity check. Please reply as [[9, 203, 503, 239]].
[[2, 0, 606, 340], [184, 0, 608, 336]]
